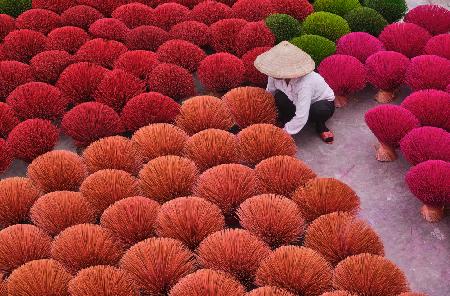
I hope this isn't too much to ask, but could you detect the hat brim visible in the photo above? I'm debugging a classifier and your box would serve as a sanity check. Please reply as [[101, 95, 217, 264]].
[[254, 41, 315, 79]]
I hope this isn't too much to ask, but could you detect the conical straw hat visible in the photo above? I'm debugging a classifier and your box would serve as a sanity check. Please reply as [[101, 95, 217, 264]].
[[254, 41, 315, 79]]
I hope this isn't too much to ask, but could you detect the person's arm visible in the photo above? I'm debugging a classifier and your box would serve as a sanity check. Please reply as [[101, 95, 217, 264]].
[[266, 77, 277, 95], [283, 87, 312, 135]]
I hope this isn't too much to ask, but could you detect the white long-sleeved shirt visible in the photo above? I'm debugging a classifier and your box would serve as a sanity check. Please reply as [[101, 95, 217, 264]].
[[266, 71, 335, 135]]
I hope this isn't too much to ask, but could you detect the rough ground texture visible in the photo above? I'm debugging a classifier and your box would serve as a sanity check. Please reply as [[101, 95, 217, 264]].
[[1, 0, 449, 295], [410, 0, 449, 9]]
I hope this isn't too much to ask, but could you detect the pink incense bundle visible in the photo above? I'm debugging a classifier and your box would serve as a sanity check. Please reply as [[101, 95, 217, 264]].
[[406, 160, 450, 222], [365, 51, 410, 103], [318, 54, 367, 108], [405, 55, 450, 91], [400, 127, 450, 166], [404, 4, 450, 35], [378, 23, 431, 58], [424, 34, 450, 60], [365, 105, 419, 162], [336, 32, 384, 63], [401, 90, 450, 131]]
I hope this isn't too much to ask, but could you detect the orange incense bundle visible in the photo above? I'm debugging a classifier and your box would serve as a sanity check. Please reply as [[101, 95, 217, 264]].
[[27, 150, 87, 193], [292, 178, 360, 222], [169, 269, 246, 296], [156, 196, 225, 249], [132, 123, 188, 161], [237, 194, 305, 248], [304, 212, 384, 266]]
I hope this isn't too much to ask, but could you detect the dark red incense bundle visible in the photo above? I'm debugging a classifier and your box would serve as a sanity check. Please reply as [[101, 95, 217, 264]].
[[58, 26, 87, 50], [153, 3, 189, 31], [231, 0, 275, 21], [0, 60, 34, 99], [89, 18, 129, 43], [190, 1, 234, 25], [148, 63, 195, 100], [198, 53, 245, 93], [7, 119, 59, 162], [113, 50, 160, 80], [56, 62, 108, 104], [93, 69, 145, 112], [111, 3, 154, 29], [61, 102, 123, 148], [156, 39, 206, 72], [61, 5, 104, 31], [234, 21, 275, 57], [30, 50, 73, 84], [121, 92, 180, 132], [169, 21, 210, 47], [2, 29, 47, 63], [125, 25, 169, 51], [15, 9, 61, 34], [7, 82, 68, 120], [75, 38, 127, 69]]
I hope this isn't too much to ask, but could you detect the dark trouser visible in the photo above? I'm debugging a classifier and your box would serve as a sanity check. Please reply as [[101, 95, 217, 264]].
[[275, 90, 335, 133]]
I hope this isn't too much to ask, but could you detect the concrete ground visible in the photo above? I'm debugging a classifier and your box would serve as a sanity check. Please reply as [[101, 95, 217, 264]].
[[2, 0, 449, 295], [408, 0, 449, 9]]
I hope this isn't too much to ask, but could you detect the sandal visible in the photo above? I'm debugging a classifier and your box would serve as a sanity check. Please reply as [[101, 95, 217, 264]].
[[320, 131, 334, 144]]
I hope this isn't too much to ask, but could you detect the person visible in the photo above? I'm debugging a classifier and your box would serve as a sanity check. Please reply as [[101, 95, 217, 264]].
[[254, 41, 336, 143]]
